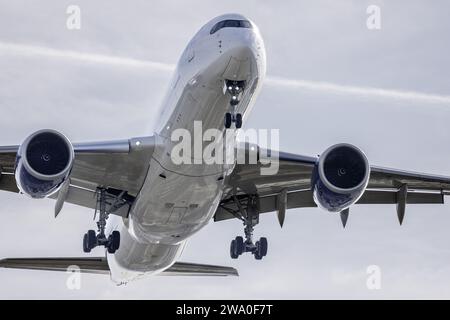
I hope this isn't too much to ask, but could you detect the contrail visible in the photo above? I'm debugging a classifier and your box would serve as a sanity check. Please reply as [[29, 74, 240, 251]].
[[265, 76, 450, 104], [1, 41, 450, 104], [0, 41, 175, 72]]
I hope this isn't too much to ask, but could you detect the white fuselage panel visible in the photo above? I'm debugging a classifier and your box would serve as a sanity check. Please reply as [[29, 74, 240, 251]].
[[107, 14, 266, 283]]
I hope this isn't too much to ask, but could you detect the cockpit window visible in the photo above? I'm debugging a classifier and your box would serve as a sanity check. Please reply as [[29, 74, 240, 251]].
[[210, 20, 252, 34]]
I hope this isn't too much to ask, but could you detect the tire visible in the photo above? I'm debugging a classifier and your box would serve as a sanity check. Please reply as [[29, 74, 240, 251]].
[[235, 113, 242, 129], [87, 230, 97, 249], [235, 236, 244, 255], [254, 241, 262, 260], [230, 240, 238, 259], [83, 234, 91, 253], [112, 231, 120, 249], [224, 113, 232, 128], [259, 237, 268, 257], [107, 231, 121, 254]]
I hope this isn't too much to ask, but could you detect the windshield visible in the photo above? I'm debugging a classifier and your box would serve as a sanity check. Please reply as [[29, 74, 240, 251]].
[[210, 20, 252, 34]]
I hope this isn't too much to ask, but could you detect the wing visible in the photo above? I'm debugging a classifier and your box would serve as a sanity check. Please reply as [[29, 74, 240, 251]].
[[0, 136, 158, 216], [215, 148, 450, 223], [0, 257, 238, 277]]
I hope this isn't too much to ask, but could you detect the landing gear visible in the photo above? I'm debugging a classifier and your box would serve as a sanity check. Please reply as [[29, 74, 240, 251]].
[[254, 237, 268, 260], [224, 80, 245, 129], [83, 229, 120, 254], [82, 188, 121, 254], [230, 236, 245, 258], [235, 113, 242, 129], [82, 230, 97, 253], [107, 231, 121, 254], [226, 195, 268, 260], [224, 112, 243, 129], [224, 112, 232, 129]]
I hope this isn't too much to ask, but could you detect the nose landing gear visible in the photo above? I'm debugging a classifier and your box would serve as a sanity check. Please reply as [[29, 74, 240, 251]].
[[224, 112, 242, 129], [83, 188, 121, 254], [224, 80, 245, 129], [227, 195, 268, 260]]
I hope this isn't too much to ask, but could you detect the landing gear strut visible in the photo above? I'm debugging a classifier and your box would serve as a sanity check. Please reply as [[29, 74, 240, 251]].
[[228, 195, 268, 260], [224, 80, 245, 129], [83, 188, 121, 254]]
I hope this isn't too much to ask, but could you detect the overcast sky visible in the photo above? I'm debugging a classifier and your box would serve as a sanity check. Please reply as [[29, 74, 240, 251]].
[[1, 0, 450, 299]]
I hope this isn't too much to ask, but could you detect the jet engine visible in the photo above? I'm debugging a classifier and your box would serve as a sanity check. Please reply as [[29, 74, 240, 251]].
[[15, 130, 74, 198], [311, 143, 370, 212]]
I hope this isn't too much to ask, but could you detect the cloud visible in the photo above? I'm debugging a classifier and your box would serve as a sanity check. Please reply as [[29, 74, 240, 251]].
[[2, 41, 450, 105], [1, 1, 450, 299]]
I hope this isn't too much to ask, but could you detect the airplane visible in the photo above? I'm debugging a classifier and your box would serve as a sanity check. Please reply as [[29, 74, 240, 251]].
[[1, 13, 450, 284]]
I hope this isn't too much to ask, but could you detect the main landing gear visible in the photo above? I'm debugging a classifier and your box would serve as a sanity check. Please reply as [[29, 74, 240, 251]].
[[83, 188, 121, 254], [224, 80, 245, 129], [227, 195, 268, 260], [230, 231, 268, 260]]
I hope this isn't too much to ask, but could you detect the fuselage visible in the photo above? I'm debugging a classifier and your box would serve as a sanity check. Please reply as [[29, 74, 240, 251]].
[[107, 14, 266, 283]]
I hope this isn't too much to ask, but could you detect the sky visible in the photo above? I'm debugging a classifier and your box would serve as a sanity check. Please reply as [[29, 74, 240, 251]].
[[1, 0, 450, 299]]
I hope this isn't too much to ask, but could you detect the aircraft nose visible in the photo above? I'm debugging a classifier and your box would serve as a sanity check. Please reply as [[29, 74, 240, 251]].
[[204, 15, 265, 81], [216, 28, 265, 81], [221, 45, 257, 81], [227, 44, 255, 62], [218, 28, 259, 56]]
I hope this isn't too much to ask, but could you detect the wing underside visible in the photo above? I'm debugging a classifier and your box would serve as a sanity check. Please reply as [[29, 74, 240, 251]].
[[0, 136, 158, 214], [215, 149, 450, 222], [0, 257, 239, 277]]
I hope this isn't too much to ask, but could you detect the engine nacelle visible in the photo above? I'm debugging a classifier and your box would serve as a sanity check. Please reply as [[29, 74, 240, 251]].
[[311, 143, 370, 212], [15, 130, 74, 198]]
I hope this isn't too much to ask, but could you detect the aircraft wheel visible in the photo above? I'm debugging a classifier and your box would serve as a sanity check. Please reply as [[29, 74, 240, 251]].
[[254, 241, 263, 260], [87, 230, 97, 249], [259, 237, 268, 257], [107, 231, 121, 254], [230, 239, 238, 259], [235, 236, 245, 255], [83, 233, 91, 253], [254, 238, 268, 260], [235, 113, 242, 129], [224, 113, 232, 128]]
